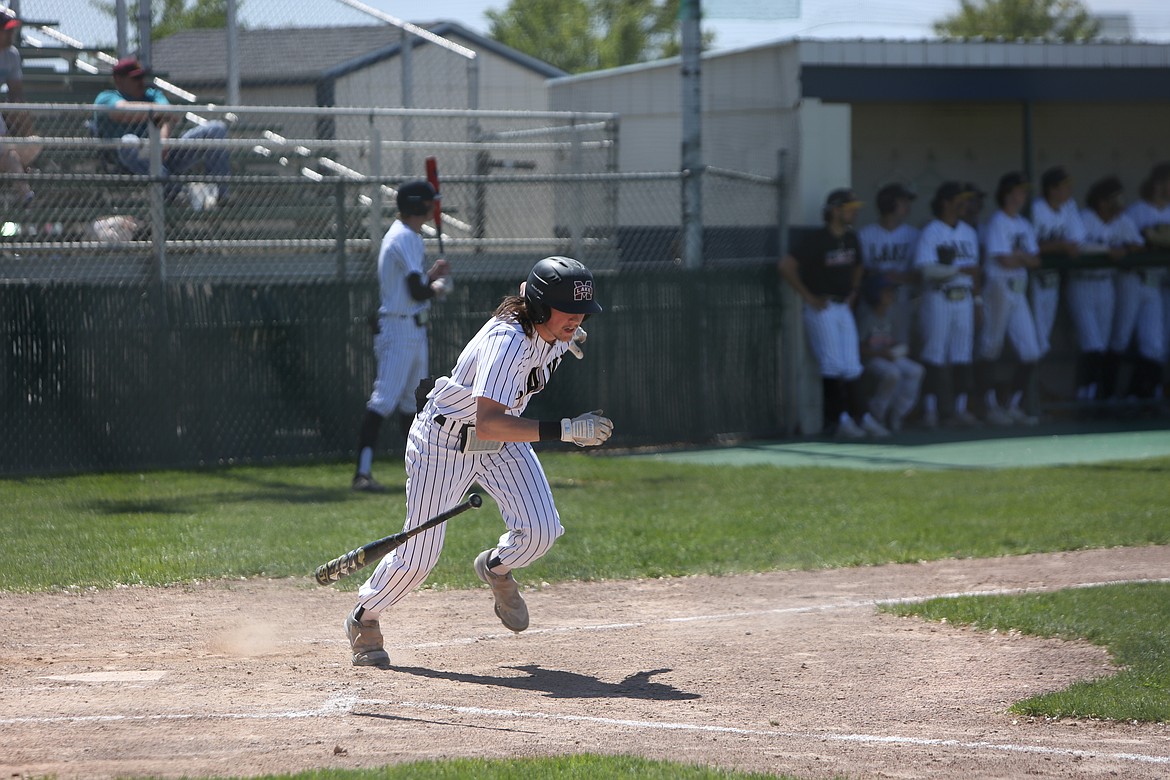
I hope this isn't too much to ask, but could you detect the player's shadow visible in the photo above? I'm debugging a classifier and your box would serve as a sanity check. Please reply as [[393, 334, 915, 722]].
[[393, 664, 700, 701]]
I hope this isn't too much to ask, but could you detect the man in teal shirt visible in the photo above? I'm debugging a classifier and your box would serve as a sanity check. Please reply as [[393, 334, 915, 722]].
[[93, 57, 230, 204]]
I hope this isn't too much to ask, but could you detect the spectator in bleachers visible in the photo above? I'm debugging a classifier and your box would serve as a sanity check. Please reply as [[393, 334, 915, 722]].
[[92, 57, 231, 206], [857, 182, 920, 346], [0, 15, 36, 206]]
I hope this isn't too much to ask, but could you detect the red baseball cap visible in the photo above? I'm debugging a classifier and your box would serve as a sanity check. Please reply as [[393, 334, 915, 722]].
[[0, 17, 21, 31], [112, 57, 147, 78]]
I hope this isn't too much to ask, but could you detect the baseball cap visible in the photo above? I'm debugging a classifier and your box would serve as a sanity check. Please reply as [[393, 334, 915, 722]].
[[1085, 176, 1123, 208], [395, 180, 437, 215], [1040, 166, 1071, 193], [876, 182, 916, 213], [996, 171, 1029, 197], [962, 181, 986, 198], [0, 16, 21, 31], [862, 273, 896, 307], [933, 181, 970, 203], [112, 57, 148, 78], [825, 188, 862, 209]]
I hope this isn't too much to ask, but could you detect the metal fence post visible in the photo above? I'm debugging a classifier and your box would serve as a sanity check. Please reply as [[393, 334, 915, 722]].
[[569, 116, 583, 261], [367, 116, 383, 247], [680, 0, 703, 270], [148, 117, 166, 286]]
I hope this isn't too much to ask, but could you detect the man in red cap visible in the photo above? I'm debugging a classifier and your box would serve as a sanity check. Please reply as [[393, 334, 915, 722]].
[[0, 15, 36, 205], [93, 56, 231, 205]]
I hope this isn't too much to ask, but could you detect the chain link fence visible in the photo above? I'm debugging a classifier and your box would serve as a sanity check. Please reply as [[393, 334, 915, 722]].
[[0, 99, 785, 475]]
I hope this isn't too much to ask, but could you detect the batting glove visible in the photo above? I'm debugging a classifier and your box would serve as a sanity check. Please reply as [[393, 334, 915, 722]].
[[567, 326, 588, 359], [430, 277, 453, 299], [561, 409, 613, 447]]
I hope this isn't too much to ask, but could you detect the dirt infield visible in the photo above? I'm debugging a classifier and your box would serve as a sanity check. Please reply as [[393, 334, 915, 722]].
[[3, 546, 1169, 780]]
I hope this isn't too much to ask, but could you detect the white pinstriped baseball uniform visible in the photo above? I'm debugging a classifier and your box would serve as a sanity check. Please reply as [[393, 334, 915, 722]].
[[356, 315, 571, 617], [914, 218, 979, 367], [367, 219, 432, 419], [1116, 201, 1168, 362], [858, 221, 920, 344], [1072, 208, 1134, 353], [980, 210, 1042, 364], [1030, 197, 1086, 356]]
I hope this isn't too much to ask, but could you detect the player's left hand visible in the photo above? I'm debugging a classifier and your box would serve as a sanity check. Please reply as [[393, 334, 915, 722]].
[[430, 258, 451, 278], [567, 327, 587, 359]]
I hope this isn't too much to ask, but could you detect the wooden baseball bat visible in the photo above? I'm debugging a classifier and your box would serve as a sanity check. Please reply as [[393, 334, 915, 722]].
[[425, 155, 444, 253], [314, 493, 482, 585]]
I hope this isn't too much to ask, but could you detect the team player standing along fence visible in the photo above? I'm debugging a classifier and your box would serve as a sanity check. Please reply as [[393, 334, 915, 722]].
[[352, 181, 452, 493], [345, 257, 612, 667]]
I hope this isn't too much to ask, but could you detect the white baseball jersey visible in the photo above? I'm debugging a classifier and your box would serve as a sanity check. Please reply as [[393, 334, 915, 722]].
[[366, 220, 432, 418], [1029, 198, 1086, 355], [979, 210, 1042, 363], [1114, 201, 1168, 361], [1069, 208, 1132, 353], [357, 315, 573, 617], [914, 218, 979, 366], [858, 221, 920, 343]]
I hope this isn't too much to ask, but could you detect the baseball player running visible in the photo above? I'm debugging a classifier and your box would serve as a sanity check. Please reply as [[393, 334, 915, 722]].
[[1072, 176, 1140, 404], [352, 180, 451, 493], [976, 172, 1043, 426], [857, 182, 921, 345], [1112, 163, 1170, 402], [780, 188, 890, 439], [913, 181, 982, 428], [1030, 166, 1086, 358], [345, 256, 612, 667]]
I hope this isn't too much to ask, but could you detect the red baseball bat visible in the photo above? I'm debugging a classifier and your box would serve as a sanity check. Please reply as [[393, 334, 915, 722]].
[[425, 156, 444, 253]]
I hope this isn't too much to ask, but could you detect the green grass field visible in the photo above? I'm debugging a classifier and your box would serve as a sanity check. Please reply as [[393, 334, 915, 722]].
[[3, 453, 1167, 778]]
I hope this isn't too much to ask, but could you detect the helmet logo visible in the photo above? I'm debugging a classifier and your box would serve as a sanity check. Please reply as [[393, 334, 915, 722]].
[[573, 280, 594, 301]]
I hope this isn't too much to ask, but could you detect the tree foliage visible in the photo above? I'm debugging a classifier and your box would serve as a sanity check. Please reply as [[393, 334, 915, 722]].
[[487, 0, 712, 74], [934, 0, 1102, 42], [90, 0, 240, 42]]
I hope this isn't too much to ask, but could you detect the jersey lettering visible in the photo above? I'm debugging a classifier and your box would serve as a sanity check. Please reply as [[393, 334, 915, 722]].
[[517, 355, 563, 404], [825, 247, 857, 267]]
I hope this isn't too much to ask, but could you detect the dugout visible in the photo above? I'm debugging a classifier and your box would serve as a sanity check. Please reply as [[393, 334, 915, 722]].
[[550, 38, 1170, 434]]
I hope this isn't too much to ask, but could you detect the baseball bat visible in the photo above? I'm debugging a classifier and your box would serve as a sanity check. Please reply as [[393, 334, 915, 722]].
[[314, 493, 482, 585], [425, 155, 444, 253]]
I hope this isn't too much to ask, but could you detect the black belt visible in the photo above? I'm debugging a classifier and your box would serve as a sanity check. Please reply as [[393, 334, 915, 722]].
[[430, 414, 466, 430], [939, 286, 970, 301], [386, 312, 427, 327]]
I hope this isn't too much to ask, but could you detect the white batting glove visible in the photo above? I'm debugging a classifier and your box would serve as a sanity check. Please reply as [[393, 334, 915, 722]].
[[560, 409, 613, 447], [566, 326, 588, 359], [430, 276, 453, 299]]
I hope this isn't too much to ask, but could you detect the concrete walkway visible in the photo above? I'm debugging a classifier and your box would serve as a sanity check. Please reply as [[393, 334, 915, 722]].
[[636, 421, 1170, 471]]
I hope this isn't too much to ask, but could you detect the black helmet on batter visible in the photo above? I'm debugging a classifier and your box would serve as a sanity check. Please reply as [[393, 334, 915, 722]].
[[524, 256, 602, 324], [396, 180, 436, 217]]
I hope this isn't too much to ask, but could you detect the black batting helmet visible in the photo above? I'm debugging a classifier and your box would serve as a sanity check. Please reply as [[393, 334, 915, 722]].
[[523, 256, 602, 324], [396, 180, 436, 217]]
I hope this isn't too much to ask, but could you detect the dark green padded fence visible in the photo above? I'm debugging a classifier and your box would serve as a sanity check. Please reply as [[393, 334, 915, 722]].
[[1, 264, 785, 475]]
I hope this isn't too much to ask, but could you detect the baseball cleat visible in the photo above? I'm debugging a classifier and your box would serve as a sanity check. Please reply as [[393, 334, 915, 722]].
[[1006, 406, 1039, 426], [474, 550, 529, 632], [345, 610, 390, 668], [834, 416, 866, 440], [984, 407, 1014, 427], [351, 474, 389, 493], [861, 414, 891, 438]]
